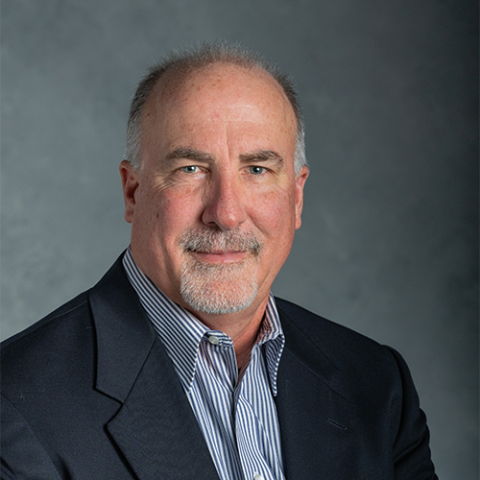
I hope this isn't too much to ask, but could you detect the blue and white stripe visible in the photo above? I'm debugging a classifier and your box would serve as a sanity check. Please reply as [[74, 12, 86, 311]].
[[123, 249, 285, 480]]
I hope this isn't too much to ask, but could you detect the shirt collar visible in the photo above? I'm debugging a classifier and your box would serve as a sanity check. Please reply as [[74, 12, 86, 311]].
[[122, 248, 285, 395]]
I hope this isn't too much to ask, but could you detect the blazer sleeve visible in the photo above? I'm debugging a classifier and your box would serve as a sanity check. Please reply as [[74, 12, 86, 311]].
[[387, 347, 438, 480], [1, 394, 63, 480]]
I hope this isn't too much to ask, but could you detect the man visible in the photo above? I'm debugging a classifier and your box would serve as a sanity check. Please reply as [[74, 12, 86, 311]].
[[1, 44, 437, 479]]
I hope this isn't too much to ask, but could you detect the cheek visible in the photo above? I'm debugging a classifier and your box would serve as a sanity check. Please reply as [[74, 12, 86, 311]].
[[145, 187, 204, 239], [249, 187, 296, 236]]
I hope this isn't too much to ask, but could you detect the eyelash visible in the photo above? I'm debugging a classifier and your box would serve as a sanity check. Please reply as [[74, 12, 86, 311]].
[[181, 165, 200, 173], [178, 165, 268, 175]]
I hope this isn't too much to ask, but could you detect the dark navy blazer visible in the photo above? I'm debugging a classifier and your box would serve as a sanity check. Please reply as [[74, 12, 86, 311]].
[[1, 257, 437, 479]]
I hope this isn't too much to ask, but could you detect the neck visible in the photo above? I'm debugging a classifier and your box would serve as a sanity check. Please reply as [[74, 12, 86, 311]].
[[188, 295, 269, 370]]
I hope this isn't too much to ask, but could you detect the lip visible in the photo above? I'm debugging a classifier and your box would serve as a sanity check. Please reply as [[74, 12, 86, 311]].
[[193, 251, 248, 264]]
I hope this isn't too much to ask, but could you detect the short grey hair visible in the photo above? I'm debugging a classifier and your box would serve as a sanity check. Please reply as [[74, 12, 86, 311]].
[[126, 42, 307, 175]]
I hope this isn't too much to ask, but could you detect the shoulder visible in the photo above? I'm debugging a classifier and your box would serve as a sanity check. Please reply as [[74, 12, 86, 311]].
[[274, 301, 436, 478], [1, 255, 127, 379], [2, 290, 90, 347], [274, 297, 406, 388], [274, 296, 420, 423], [1, 290, 95, 390], [275, 297, 392, 359]]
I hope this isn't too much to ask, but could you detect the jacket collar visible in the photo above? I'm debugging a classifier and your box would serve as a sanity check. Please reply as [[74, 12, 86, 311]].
[[89, 256, 156, 403]]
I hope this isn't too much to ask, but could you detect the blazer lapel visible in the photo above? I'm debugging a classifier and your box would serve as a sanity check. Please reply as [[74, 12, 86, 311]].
[[276, 304, 360, 480], [106, 337, 219, 480], [89, 258, 219, 480]]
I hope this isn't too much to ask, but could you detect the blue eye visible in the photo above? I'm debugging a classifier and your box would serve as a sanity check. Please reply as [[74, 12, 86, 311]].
[[249, 166, 266, 175], [181, 165, 199, 173]]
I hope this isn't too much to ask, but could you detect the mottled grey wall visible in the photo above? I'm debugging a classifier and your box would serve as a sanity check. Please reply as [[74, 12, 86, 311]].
[[1, 0, 478, 478]]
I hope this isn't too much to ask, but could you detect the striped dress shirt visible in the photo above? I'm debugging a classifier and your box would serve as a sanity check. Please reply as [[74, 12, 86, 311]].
[[123, 249, 285, 480]]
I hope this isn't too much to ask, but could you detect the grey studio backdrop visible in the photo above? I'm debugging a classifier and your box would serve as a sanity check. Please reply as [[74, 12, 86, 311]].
[[1, 1, 478, 478]]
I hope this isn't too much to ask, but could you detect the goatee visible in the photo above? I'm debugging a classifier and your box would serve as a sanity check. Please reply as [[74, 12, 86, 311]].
[[178, 229, 263, 315]]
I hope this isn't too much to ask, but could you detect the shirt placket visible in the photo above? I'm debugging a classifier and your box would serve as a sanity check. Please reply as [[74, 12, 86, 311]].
[[200, 333, 244, 480], [233, 346, 283, 480]]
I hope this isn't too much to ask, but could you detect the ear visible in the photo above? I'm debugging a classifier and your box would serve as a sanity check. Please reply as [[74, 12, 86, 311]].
[[119, 160, 140, 224], [294, 166, 309, 230]]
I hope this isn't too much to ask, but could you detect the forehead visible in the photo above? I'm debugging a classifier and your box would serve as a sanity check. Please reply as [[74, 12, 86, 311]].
[[141, 63, 297, 146]]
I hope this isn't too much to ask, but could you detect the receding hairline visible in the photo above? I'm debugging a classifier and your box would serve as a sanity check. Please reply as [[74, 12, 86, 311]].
[[137, 58, 300, 125], [144, 61, 296, 121]]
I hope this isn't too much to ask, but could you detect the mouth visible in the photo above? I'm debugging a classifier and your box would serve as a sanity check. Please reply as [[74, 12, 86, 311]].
[[192, 250, 249, 264]]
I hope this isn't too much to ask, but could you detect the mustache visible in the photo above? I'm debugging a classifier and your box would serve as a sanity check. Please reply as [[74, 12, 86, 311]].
[[179, 229, 263, 256]]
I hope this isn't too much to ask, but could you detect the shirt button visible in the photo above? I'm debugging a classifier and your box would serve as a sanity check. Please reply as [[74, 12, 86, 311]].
[[254, 475, 263, 480], [208, 335, 220, 345]]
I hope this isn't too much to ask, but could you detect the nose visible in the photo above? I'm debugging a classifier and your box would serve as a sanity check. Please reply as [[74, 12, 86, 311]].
[[201, 173, 247, 231]]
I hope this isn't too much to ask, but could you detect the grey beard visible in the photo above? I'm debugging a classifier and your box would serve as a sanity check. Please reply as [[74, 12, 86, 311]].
[[178, 229, 263, 315]]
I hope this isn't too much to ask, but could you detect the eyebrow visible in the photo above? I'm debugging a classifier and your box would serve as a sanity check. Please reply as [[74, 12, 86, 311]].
[[164, 147, 284, 167], [239, 150, 284, 167], [164, 147, 215, 164]]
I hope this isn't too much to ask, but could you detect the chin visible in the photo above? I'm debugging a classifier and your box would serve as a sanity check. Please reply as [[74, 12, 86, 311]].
[[179, 260, 259, 315]]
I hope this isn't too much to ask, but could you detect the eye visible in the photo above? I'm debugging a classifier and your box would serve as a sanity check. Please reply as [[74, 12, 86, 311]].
[[181, 165, 200, 173], [248, 166, 267, 175]]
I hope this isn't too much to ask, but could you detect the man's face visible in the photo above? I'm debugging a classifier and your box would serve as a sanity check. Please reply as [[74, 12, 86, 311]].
[[121, 63, 308, 321]]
